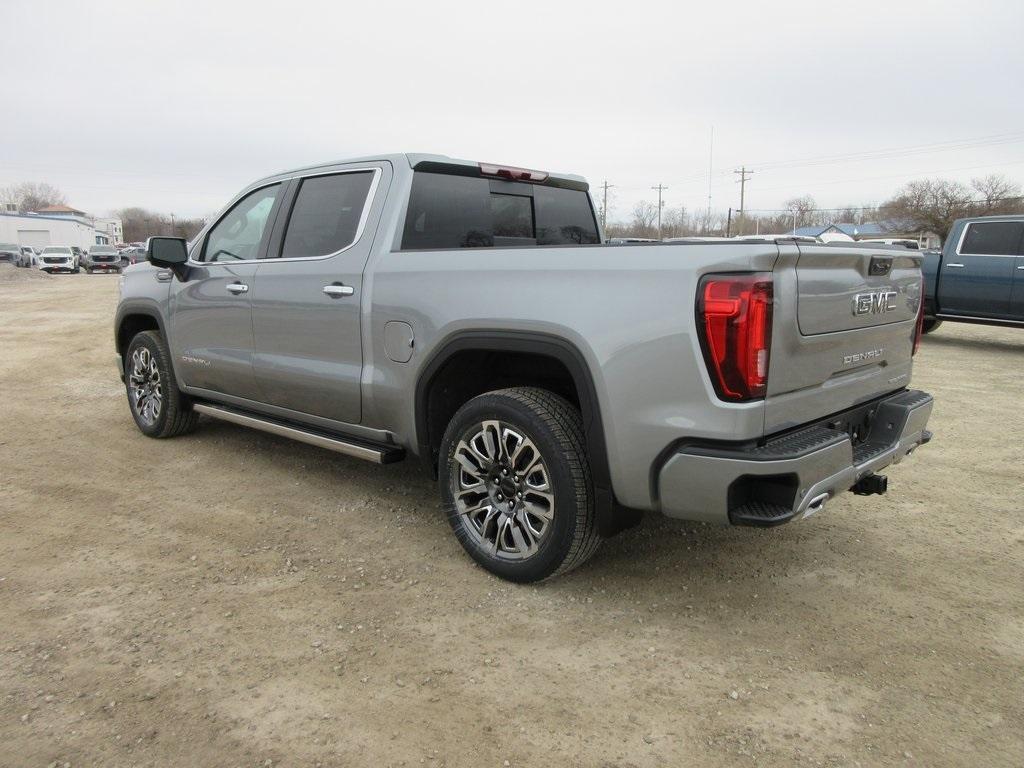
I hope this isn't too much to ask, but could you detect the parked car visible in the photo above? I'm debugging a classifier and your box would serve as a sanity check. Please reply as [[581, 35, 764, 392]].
[[115, 153, 933, 582], [921, 215, 1024, 333], [69, 246, 86, 269], [18, 245, 37, 267], [0, 243, 21, 266], [118, 246, 146, 268], [38, 245, 79, 273], [83, 245, 122, 273]]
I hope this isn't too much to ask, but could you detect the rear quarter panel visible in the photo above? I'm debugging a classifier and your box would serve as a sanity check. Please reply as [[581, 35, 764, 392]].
[[363, 241, 780, 510]]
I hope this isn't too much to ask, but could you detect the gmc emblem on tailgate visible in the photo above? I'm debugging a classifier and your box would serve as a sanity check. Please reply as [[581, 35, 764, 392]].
[[852, 289, 898, 316]]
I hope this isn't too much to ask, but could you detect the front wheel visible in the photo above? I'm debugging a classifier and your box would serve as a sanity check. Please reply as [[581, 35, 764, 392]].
[[922, 316, 942, 334], [124, 330, 199, 438], [439, 387, 601, 582]]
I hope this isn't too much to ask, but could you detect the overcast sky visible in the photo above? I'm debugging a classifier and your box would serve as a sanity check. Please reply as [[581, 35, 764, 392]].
[[3, 0, 1023, 222]]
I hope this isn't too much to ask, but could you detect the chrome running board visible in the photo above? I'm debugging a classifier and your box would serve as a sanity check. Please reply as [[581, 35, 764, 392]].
[[192, 403, 404, 464]]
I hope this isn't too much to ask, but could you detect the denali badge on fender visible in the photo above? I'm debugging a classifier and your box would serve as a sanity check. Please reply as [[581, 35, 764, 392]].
[[852, 289, 898, 316]]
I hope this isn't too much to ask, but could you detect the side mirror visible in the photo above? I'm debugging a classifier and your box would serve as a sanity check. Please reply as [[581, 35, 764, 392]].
[[147, 237, 189, 280]]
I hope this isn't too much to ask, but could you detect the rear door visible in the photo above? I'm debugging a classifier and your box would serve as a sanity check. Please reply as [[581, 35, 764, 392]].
[[251, 164, 387, 425], [1011, 250, 1024, 319], [938, 220, 1022, 317], [169, 183, 283, 400], [764, 243, 923, 434]]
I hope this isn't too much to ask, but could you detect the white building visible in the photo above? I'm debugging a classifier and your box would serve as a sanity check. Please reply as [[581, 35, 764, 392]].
[[94, 216, 124, 245], [0, 206, 124, 248], [0, 211, 101, 249]]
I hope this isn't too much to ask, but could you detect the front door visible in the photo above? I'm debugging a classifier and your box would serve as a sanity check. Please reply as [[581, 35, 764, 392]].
[[169, 183, 283, 400], [939, 220, 1022, 317], [251, 166, 385, 425]]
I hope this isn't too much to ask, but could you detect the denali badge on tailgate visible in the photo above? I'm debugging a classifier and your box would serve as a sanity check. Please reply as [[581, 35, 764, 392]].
[[852, 289, 898, 316]]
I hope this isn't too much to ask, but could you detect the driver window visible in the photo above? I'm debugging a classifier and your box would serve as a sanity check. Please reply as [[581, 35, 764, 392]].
[[202, 184, 281, 262]]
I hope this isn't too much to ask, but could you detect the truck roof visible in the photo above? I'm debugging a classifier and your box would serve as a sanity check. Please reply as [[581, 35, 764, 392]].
[[260, 153, 590, 191]]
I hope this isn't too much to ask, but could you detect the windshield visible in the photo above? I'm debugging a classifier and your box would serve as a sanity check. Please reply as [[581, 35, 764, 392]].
[[90, 246, 117, 254], [43, 247, 71, 254], [0, 243, 19, 250]]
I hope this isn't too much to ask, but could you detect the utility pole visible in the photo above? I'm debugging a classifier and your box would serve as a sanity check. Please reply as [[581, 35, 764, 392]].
[[733, 167, 753, 236], [651, 183, 668, 239], [170, 213, 176, 236], [726, 207, 733, 238], [599, 180, 613, 228], [706, 126, 714, 235]]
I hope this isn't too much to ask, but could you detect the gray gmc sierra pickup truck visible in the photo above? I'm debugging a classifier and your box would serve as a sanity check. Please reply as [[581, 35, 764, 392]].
[[115, 153, 934, 582]]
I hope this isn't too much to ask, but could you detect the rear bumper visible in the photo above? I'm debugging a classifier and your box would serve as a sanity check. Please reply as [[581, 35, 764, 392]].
[[657, 389, 933, 525]]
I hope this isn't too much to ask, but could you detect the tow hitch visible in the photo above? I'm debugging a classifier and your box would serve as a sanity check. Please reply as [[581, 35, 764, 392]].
[[851, 473, 888, 496]]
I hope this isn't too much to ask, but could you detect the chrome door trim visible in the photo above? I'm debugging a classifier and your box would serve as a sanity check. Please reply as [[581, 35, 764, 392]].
[[186, 167, 383, 268]]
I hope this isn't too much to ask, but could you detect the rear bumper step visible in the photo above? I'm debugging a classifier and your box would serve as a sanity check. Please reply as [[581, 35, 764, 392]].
[[192, 403, 405, 464], [657, 389, 933, 526]]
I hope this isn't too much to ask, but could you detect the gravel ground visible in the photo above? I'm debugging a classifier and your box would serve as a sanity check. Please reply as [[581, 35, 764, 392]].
[[1, 273, 1021, 768]]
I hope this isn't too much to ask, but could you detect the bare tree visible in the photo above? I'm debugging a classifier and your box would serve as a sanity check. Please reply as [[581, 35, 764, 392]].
[[0, 181, 68, 213], [971, 174, 1022, 214], [783, 195, 817, 230], [117, 207, 205, 243], [878, 179, 975, 239], [629, 201, 659, 238]]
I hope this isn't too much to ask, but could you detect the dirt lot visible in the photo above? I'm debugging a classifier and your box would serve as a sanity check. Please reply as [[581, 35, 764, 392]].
[[1, 268, 1021, 768]]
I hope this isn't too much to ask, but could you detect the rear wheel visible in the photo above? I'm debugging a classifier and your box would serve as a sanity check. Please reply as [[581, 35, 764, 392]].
[[124, 330, 199, 438], [922, 316, 942, 334], [439, 387, 601, 582]]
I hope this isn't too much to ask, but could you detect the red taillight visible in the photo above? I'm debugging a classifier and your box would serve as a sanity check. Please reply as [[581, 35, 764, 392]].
[[913, 276, 925, 355], [698, 273, 773, 401], [479, 162, 549, 183]]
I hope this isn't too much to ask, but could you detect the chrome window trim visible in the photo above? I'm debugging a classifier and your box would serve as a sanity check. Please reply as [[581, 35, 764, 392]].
[[187, 167, 382, 267], [955, 219, 1024, 258]]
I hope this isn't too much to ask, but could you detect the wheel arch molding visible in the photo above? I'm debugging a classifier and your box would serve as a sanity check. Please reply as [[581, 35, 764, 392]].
[[115, 303, 167, 360], [414, 330, 638, 537]]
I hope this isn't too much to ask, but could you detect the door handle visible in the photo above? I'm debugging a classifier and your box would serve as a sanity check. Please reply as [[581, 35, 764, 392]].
[[323, 284, 355, 298], [946, 263, 965, 268], [226, 282, 249, 294]]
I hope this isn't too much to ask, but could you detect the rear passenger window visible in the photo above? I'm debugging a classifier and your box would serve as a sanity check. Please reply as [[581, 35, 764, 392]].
[[280, 171, 375, 258], [959, 221, 1024, 256], [401, 172, 599, 250]]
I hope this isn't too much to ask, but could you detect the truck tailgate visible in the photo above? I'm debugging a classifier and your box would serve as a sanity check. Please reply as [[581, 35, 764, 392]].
[[765, 243, 924, 434]]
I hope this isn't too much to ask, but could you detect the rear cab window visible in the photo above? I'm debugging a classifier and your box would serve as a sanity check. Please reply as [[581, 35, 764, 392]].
[[401, 169, 600, 250]]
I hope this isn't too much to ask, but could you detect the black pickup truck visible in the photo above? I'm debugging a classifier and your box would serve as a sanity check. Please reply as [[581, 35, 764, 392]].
[[922, 215, 1024, 333]]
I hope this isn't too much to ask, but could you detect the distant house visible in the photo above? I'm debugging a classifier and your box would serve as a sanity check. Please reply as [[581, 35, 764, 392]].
[[33, 204, 89, 217], [793, 221, 940, 249]]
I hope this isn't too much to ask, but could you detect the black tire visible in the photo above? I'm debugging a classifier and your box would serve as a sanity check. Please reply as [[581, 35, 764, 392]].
[[124, 330, 199, 439], [922, 316, 942, 334], [439, 387, 601, 583], [73, 266, 80, 274]]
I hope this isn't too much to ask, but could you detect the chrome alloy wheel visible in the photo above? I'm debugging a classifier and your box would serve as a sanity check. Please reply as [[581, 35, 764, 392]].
[[451, 420, 555, 560], [129, 347, 163, 426]]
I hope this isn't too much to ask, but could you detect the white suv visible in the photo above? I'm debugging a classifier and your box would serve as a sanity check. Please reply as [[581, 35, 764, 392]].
[[38, 246, 79, 273]]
